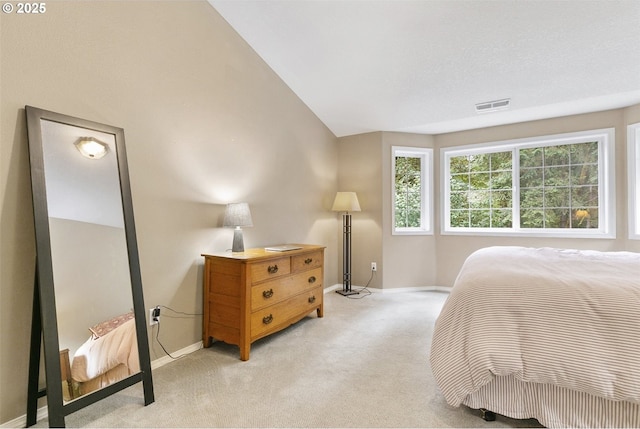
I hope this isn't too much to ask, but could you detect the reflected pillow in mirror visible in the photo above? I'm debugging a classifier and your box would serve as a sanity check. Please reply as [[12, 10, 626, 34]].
[[89, 311, 134, 339]]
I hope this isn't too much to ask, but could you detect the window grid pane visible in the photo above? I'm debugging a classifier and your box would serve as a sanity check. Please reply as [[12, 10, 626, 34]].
[[395, 156, 422, 228], [449, 151, 512, 228], [519, 141, 599, 229]]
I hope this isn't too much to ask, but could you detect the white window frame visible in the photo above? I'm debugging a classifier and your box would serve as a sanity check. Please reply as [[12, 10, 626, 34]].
[[628, 122, 640, 239], [392, 146, 433, 235], [441, 128, 615, 238]]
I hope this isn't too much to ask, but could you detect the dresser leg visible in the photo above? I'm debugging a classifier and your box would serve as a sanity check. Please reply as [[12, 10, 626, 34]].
[[240, 346, 250, 361], [316, 304, 324, 318]]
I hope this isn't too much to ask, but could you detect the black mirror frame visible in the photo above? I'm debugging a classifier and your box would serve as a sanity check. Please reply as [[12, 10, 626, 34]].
[[25, 106, 154, 427]]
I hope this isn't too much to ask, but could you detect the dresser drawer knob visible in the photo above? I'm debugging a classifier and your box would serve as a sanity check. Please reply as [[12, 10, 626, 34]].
[[267, 264, 278, 274], [262, 289, 274, 299], [308, 276, 316, 284], [308, 295, 316, 304], [304, 258, 313, 265], [262, 314, 273, 325]]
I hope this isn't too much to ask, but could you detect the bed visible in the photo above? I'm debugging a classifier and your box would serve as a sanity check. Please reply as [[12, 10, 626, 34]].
[[62, 312, 140, 400], [430, 246, 640, 428]]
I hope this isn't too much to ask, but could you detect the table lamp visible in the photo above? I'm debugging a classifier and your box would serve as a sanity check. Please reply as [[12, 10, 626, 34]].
[[223, 202, 253, 252]]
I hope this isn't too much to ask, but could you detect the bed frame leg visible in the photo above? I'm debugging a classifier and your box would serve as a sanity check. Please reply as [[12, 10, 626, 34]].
[[479, 408, 496, 421]]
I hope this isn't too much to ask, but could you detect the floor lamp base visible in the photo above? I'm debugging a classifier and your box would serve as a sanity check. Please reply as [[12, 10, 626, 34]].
[[335, 289, 359, 296]]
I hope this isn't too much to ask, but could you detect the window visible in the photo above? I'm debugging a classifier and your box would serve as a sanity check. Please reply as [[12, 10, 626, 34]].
[[392, 146, 433, 235], [449, 150, 513, 228], [628, 122, 640, 239], [442, 129, 615, 237]]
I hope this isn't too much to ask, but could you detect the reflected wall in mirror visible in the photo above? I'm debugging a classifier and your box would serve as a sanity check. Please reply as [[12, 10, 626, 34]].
[[26, 106, 154, 427]]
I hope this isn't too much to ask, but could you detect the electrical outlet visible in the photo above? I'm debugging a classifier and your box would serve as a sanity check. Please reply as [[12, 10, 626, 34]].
[[371, 262, 377, 272], [149, 306, 160, 326]]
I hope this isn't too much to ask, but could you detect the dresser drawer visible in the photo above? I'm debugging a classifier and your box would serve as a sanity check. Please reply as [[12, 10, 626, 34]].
[[250, 286, 323, 339], [291, 250, 323, 273], [250, 257, 290, 284], [251, 267, 322, 311]]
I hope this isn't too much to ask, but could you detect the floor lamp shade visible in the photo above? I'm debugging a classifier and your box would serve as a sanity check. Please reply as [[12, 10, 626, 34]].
[[223, 202, 253, 252], [331, 192, 361, 213], [332, 192, 360, 296]]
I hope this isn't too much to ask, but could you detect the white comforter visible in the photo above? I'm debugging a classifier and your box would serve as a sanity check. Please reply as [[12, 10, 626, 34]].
[[430, 246, 640, 407], [71, 318, 139, 382]]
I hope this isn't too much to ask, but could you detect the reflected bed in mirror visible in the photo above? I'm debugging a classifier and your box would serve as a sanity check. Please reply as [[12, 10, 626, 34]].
[[62, 311, 139, 401], [25, 106, 154, 427]]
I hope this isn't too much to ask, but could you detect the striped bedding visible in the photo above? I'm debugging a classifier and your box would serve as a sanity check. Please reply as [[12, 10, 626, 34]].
[[430, 246, 640, 428]]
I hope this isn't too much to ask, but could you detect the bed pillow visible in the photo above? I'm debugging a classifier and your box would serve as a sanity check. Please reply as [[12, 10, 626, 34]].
[[89, 311, 134, 339]]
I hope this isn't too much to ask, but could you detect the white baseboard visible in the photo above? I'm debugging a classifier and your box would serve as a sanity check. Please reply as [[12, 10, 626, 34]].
[[2, 341, 204, 428], [1, 406, 48, 428], [151, 341, 203, 370], [326, 284, 450, 294]]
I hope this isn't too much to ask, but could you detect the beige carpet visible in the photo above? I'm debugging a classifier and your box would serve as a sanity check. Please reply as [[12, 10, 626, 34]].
[[40, 290, 543, 428]]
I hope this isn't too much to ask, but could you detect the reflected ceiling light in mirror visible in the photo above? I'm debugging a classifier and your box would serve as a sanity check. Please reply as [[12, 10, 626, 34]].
[[74, 137, 109, 159]]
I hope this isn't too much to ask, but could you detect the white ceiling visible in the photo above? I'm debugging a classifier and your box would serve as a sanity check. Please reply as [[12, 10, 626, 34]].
[[208, 0, 640, 137]]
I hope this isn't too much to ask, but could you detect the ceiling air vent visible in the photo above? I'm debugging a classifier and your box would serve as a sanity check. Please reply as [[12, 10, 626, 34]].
[[475, 98, 511, 113]]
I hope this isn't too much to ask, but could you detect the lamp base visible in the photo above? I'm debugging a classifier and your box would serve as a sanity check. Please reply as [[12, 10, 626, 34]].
[[231, 228, 244, 253], [335, 289, 359, 296]]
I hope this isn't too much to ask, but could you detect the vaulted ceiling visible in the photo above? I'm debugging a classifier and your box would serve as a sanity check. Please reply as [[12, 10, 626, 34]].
[[209, 0, 640, 137]]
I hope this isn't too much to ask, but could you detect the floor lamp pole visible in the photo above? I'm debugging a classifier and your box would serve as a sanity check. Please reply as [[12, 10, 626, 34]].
[[336, 212, 359, 296]]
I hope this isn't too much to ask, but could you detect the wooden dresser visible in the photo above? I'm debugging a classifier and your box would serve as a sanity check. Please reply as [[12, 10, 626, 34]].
[[202, 244, 324, 360]]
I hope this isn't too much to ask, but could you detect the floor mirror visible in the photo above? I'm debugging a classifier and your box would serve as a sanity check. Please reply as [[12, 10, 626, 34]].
[[25, 106, 154, 427]]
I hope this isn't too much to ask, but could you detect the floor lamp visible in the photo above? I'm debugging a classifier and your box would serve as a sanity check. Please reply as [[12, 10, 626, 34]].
[[332, 192, 361, 296]]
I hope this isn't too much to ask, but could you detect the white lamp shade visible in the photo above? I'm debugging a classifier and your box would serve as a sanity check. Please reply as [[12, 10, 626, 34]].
[[332, 192, 361, 212], [223, 202, 253, 227]]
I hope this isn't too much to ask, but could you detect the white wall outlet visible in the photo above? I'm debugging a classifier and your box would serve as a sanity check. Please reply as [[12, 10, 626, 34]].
[[371, 262, 377, 272], [149, 307, 160, 326]]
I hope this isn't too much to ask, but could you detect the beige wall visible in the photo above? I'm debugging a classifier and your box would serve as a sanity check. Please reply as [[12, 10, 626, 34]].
[[339, 107, 640, 289], [335, 132, 383, 289], [381, 132, 437, 288], [434, 107, 640, 285], [336, 131, 438, 290], [0, 1, 339, 423], [625, 104, 640, 124]]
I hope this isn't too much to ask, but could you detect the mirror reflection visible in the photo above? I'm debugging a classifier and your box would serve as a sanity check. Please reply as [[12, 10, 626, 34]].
[[40, 118, 140, 402]]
